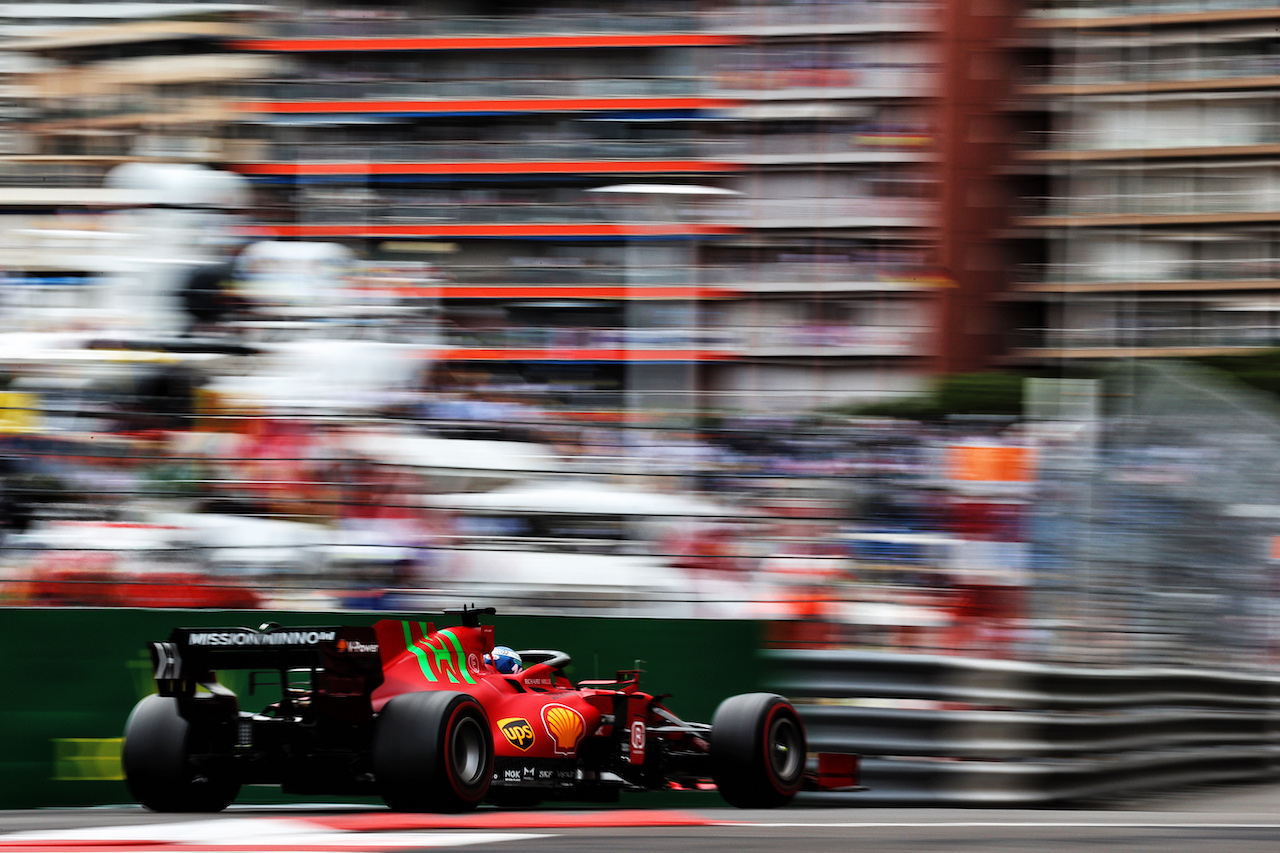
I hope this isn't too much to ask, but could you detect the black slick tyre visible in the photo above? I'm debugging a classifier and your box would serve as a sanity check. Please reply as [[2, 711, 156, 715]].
[[373, 691, 493, 812], [121, 694, 240, 813], [710, 692, 807, 808]]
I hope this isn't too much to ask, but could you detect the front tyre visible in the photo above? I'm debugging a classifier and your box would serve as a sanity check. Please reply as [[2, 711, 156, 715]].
[[373, 692, 493, 812], [121, 695, 240, 813], [710, 692, 807, 808]]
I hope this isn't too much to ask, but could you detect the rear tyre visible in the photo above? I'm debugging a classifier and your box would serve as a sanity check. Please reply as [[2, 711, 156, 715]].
[[121, 695, 240, 813], [710, 692, 807, 808], [373, 691, 493, 812]]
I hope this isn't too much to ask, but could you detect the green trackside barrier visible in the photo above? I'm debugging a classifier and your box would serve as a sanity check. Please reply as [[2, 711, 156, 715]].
[[0, 608, 764, 809]]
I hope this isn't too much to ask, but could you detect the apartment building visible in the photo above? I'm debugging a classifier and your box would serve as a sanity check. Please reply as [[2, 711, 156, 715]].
[[0, 0, 1025, 415], [228, 3, 732, 416], [226, 0, 1023, 415], [702, 0, 942, 409], [0, 3, 272, 332], [702, 0, 1021, 408], [1011, 0, 1280, 361]]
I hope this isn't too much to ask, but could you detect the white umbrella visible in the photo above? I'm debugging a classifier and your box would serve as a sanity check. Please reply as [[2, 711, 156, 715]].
[[585, 183, 742, 196], [426, 479, 743, 518]]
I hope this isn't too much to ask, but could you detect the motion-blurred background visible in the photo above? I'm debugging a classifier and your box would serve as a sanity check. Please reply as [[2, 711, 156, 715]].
[[1, 0, 1279, 672]]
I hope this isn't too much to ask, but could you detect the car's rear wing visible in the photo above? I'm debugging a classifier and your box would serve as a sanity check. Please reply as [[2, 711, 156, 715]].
[[149, 624, 383, 700]]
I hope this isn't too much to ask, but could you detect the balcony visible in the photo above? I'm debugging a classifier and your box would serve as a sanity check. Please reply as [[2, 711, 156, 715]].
[[715, 196, 936, 229], [728, 324, 932, 356], [241, 76, 703, 103], [236, 89, 730, 122], [0, 163, 113, 188], [288, 196, 935, 229], [1012, 323, 1280, 357], [252, 11, 706, 40], [711, 66, 938, 101], [1016, 259, 1280, 291], [1017, 190, 1280, 226], [233, 138, 740, 178], [252, 195, 740, 239], [353, 261, 944, 296], [24, 54, 282, 97], [27, 95, 233, 127], [1019, 126, 1280, 158], [435, 323, 931, 358], [1025, 0, 1280, 27], [1022, 54, 1280, 96], [436, 325, 732, 363], [443, 263, 695, 288], [276, 196, 736, 225], [704, 1, 938, 36], [702, 261, 945, 292], [728, 129, 935, 164], [251, 138, 733, 164]]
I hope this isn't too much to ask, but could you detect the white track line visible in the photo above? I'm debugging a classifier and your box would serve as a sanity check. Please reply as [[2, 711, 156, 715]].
[[0, 818, 549, 849], [723, 821, 1280, 830], [2, 818, 323, 842]]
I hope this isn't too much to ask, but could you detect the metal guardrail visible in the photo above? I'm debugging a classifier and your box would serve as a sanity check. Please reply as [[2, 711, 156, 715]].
[[768, 648, 1280, 804]]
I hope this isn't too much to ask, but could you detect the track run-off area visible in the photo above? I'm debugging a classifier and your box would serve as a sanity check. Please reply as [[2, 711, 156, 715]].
[[7, 784, 1280, 853]]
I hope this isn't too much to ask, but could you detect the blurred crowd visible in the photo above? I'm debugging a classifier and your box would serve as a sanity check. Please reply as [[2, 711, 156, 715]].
[[0, 348, 1044, 661], [0, 224, 1269, 672]]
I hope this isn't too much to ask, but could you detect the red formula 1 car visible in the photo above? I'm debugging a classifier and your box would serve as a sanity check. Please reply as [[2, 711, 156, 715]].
[[122, 607, 859, 812]]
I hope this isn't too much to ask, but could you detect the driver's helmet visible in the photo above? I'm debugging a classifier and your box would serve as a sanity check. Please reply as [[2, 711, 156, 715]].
[[486, 645, 523, 674]]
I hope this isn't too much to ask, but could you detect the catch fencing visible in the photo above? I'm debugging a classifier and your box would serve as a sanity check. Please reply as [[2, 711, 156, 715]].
[[768, 648, 1280, 805]]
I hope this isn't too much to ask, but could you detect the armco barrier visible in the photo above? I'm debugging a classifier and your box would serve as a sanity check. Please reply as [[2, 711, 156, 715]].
[[0, 608, 761, 809], [767, 648, 1280, 805]]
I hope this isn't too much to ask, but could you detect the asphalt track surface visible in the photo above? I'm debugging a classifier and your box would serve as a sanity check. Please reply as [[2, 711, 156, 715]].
[[7, 784, 1280, 852]]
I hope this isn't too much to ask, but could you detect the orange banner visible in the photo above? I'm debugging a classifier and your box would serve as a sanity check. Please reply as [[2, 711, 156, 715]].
[[947, 445, 1035, 482]]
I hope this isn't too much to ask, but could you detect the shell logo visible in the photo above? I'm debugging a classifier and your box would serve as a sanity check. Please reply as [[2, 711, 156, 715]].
[[540, 704, 586, 755]]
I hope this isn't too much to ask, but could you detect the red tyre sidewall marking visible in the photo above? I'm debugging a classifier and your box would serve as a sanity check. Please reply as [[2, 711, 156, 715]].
[[760, 702, 801, 796], [443, 700, 487, 800]]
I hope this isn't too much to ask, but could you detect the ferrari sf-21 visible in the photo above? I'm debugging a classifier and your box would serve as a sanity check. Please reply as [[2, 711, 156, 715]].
[[122, 607, 859, 811]]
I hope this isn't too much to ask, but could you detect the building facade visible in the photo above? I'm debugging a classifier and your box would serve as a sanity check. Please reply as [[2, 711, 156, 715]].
[[233, 0, 1025, 415], [0, 4, 269, 333], [1012, 0, 1280, 362], [0, 0, 1026, 416]]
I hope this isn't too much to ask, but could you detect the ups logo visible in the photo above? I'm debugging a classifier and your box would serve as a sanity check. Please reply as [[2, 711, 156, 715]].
[[498, 717, 536, 752]]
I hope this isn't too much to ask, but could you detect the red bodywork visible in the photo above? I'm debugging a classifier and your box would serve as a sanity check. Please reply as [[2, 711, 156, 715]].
[[370, 619, 657, 769], [142, 612, 861, 806]]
